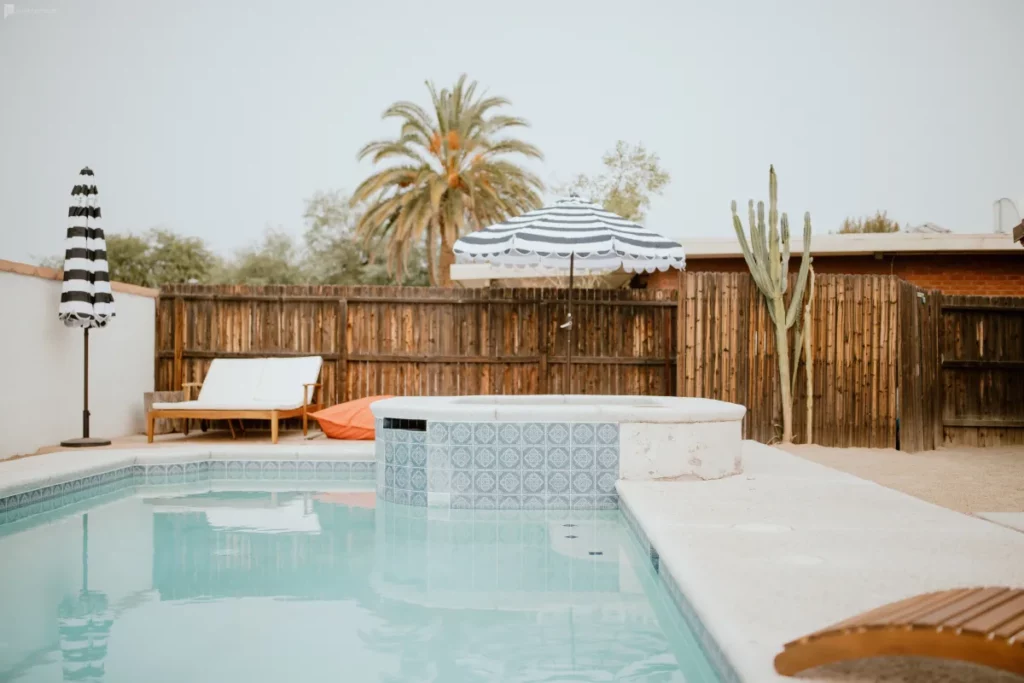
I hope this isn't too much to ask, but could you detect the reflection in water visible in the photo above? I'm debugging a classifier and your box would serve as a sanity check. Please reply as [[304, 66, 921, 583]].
[[58, 515, 114, 682], [23, 489, 718, 682]]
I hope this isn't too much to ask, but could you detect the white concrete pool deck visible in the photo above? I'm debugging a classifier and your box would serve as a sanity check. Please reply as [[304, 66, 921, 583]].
[[618, 441, 1024, 682]]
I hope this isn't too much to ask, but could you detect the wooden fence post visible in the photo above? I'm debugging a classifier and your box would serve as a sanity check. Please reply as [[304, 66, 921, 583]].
[[172, 296, 185, 390], [338, 298, 348, 404], [663, 305, 674, 396], [538, 300, 549, 394]]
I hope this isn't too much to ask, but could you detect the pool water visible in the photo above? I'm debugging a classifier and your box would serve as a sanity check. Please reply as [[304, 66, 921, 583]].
[[0, 486, 720, 682]]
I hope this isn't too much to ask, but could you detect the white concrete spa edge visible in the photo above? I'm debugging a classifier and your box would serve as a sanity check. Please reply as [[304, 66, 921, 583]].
[[372, 395, 747, 481]]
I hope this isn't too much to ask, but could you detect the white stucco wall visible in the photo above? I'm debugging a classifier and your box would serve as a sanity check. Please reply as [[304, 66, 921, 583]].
[[0, 267, 156, 459]]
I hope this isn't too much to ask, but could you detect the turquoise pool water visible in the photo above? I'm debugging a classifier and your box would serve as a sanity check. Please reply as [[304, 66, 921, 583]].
[[0, 485, 720, 682]]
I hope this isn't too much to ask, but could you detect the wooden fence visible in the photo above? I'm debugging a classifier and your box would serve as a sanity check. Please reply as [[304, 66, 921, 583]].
[[938, 296, 1024, 446], [155, 277, 1023, 451]]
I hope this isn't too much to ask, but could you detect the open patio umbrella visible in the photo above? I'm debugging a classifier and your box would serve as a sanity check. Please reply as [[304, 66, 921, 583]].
[[453, 194, 685, 391], [58, 167, 115, 447]]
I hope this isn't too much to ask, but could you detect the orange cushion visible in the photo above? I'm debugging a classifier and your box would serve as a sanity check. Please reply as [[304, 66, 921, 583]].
[[312, 396, 393, 440]]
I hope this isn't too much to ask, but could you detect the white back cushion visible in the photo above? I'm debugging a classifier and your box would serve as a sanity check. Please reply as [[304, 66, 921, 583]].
[[253, 356, 323, 405], [197, 359, 265, 404]]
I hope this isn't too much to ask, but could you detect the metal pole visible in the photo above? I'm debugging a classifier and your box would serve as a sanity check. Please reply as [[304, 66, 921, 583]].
[[83, 328, 90, 438], [566, 253, 574, 394]]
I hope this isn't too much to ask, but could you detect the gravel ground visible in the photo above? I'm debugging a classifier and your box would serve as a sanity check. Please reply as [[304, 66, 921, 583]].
[[781, 444, 1024, 514]]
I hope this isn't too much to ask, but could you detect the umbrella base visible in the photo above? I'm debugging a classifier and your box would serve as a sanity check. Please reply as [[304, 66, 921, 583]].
[[60, 437, 112, 448]]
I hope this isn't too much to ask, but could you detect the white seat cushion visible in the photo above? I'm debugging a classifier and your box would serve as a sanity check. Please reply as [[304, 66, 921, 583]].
[[151, 400, 304, 411], [253, 356, 322, 406], [196, 359, 266, 404]]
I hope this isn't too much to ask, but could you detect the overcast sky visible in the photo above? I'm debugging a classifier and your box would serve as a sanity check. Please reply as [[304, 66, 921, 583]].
[[1, 0, 1022, 264]]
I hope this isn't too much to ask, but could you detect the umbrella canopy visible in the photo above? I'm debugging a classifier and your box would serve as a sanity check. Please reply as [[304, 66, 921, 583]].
[[58, 167, 115, 328], [452, 194, 686, 274]]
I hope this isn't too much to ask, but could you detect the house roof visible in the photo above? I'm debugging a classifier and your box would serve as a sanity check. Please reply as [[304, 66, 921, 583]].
[[681, 232, 1020, 259]]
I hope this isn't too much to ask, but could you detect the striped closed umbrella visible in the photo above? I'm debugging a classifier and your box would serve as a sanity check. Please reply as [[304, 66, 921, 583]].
[[58, 167, 114, 447], [453, 195, 685, 390]]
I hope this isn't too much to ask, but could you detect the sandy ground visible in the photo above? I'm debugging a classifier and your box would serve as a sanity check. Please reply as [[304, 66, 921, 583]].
[[782, 443, 1024, 514]]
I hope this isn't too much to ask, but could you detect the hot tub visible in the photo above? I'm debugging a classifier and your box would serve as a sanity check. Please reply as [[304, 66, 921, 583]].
[[370, 395, 746, 509]]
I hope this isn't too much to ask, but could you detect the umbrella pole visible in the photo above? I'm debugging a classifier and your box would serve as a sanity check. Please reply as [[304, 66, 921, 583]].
[[566, 253, 574, 394], [61, 328, 111, 448]]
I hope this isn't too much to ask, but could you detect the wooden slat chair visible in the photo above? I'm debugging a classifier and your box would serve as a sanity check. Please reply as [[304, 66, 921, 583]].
[[147, 356, 323, 444], [775, 587, 1024, 676]]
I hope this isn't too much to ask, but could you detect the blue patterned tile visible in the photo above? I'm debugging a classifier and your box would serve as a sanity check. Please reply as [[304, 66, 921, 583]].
[[450, 423, 473, 445], [410, 444, 427, 467], [427, 422, 450, 444], [393, 429, 410, 444], [596, 446, 618, 471], [168, 464, 184, 477], [410, 467, 427, 492], [315, 462, 334, 480], [384, 464, 395, 487], [395, 444, 410, 467], [497, 423, 521, 445], [411, 431, 427, 444], [571, 423, 597, 446], [522, 423, 546, 445], [451, 494, 473, 510], [522, 470, 546, 495], [595, 471, 617, 494], [473, 446, 496, 469], [278, 462, 296, 479], [496, 470, 521, 494], [297, 461, 316, 480], [546, 446, 570, 470], [383, 487, 395, 503], [451, 470, 472, 493], [522, 495, 545, 510], [333, 462, 352, 478], [571, 470, 595, 494], [546, 470, 570, 495], [596, 423, 619, 445], [498, 495, 521, 510], [473, 495, 497, 510], [384, 443, 395, 464], [595, 494, 618, 509], [245, 462, 263, 479], [546, 494, 570, 509], [428, 445, 449, 469], [571, 447, 595, 470], [451, 445, 472, 469], [395, 466, 411, 490], [428, 469, 450, 492], [197, 460, 210, 474], [394, 490, 411, 506], [570, 495, 596, 510], [147, 465, 167, 484], [473, 471, 497, 494], [522, 445, 544, 469], [410, 491, 428, 507], [226, 461, 244, 479], [545, 423, 570, 446], [497, 446, 521, 470], [168, 473, 185, 485], [351, 461, 374, 477], [473, 423, 497, 445]]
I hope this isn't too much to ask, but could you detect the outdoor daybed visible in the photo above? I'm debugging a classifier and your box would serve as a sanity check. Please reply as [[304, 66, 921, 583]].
[[146, 356, 323, 444]]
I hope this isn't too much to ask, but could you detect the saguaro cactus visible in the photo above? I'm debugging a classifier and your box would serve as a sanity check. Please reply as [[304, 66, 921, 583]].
[[732, 166, 812, 443]]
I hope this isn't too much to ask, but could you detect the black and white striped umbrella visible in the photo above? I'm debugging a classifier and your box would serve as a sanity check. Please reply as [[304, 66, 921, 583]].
[[453, 195, 686, 274], [58, 167, 115, 328]]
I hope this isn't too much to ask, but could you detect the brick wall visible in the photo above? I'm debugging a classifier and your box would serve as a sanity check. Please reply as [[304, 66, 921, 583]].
[[643, 254, 1024, 295]]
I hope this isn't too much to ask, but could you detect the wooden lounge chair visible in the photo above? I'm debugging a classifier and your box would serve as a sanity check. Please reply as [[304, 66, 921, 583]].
[[774, 587, 1024, 676], [147, 356, 323, 444]]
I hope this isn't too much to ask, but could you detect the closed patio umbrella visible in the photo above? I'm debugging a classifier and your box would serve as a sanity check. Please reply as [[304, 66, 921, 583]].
[[58, 167, 114, 447], [453, 194, 685, 391]]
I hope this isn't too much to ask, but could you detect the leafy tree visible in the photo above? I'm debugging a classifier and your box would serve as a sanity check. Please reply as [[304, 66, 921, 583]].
[[563, 141, 670, 222], [352, 74, 544, 286], [303, 190, 429, 286], [224, 229, 305, 285], [104, 233, 152, 286], [838, 210, 900, 234], [145, 229, 221, 285]]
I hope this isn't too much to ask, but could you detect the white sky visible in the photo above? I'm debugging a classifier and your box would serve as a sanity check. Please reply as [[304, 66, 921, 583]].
[[1, 0, 1023, 264]]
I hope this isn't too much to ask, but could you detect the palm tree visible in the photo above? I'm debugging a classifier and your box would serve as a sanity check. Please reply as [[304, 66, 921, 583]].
[[352, 74, 544, 286]]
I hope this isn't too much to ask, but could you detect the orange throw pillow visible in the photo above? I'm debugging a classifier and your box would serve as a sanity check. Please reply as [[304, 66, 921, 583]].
[[312, 396, 393, 440]]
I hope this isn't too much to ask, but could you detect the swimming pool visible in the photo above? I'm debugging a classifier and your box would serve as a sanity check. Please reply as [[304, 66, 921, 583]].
[[0, 478, 723, 682]]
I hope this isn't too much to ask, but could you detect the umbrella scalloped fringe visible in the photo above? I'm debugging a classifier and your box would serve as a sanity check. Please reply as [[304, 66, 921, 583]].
[[454, 253, 686, 275]]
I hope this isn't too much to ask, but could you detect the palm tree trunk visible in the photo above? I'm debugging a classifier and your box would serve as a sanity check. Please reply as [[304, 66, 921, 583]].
[[437, 217, 454, 287], [426, 222, 439, 287]]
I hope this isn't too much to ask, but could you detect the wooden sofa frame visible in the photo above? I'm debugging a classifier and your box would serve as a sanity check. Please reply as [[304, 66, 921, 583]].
[[146, 380, 322, 445]]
